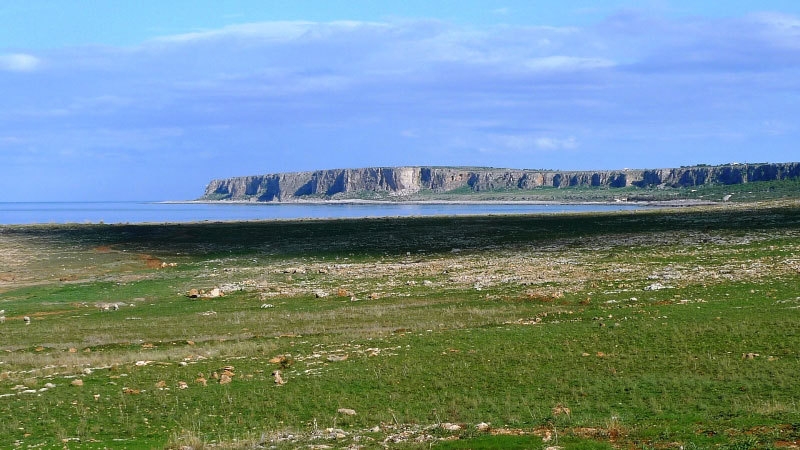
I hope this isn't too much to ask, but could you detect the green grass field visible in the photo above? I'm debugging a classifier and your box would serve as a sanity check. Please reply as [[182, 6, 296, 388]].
[[1, 201, 799, 449]]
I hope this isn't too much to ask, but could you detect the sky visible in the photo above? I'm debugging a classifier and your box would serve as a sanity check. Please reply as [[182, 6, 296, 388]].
[[2, 1, 800, 201]]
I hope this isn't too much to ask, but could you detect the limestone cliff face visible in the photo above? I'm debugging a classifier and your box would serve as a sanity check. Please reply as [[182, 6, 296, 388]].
[[202, 163, 800, 201]]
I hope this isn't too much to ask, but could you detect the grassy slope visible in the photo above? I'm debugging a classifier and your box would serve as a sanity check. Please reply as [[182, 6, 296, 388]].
[[326, 177, 800, 203], [0, 202, 799, 448]]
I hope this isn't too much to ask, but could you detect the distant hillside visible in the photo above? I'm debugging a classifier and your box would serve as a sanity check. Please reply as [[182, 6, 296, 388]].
[[201, 163, 800, 202]]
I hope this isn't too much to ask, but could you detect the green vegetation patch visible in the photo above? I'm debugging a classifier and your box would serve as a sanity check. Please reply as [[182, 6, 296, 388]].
[[1, 201, 799, 448]]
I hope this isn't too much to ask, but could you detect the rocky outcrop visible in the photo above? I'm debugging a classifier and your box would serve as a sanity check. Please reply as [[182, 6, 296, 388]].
[[202, 163, 800, 202]]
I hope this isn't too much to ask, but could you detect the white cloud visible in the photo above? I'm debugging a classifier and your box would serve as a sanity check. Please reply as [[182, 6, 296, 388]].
[[152, 20, 391, 45], [0, 53, 41, 72], [524, 55, 616, 71], [534, 136, 578, 150], [153, 21, 314, 43], [748, 12, 800, 49], [483, 135, 580, 153]]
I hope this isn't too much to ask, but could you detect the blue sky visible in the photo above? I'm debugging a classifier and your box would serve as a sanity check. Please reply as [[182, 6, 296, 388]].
[[2, 1, 800, 201]]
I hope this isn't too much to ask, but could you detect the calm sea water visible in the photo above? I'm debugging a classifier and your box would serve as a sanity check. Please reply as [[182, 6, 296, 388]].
[[0, 201, 651, 225]]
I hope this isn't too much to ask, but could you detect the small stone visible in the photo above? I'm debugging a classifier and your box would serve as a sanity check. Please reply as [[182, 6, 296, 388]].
[[476, 422, 491, 432], [71, 379, 84, 387], [337, 408, 357, 416]]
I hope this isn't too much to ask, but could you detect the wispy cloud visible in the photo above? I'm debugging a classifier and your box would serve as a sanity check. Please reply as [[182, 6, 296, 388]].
[[0, 53, 41, 71], [481, 134, 579, 154], [524, 55, 615, 71]]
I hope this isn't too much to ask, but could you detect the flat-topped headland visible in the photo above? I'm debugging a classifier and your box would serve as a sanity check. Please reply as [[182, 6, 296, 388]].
[[202, 163, 800, 202]]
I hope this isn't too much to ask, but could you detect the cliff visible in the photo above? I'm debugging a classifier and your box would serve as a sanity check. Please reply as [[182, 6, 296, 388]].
[[201, 163, 800, 202]]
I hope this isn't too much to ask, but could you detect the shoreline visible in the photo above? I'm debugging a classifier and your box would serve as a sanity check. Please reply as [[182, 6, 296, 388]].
[[164, 198, 717, 207], [0, 199, 728, 227]]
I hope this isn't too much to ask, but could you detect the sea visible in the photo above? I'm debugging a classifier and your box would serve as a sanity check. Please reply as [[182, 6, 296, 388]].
[[0, 201, 652, 225]]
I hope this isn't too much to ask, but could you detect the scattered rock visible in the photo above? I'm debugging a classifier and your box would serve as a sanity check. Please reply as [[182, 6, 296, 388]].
[[219, 374, 232, 385], [326, 354, 348, 362], [314, 290, 329, 298], [337, 408, 357, 416], [269, 354, 294, 368], [476, 422, 491, 432], [187, 288, 224, 299], [71, 379, 83, 387], [552, 404, 571, 416], [644, 282, 668, 291]]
